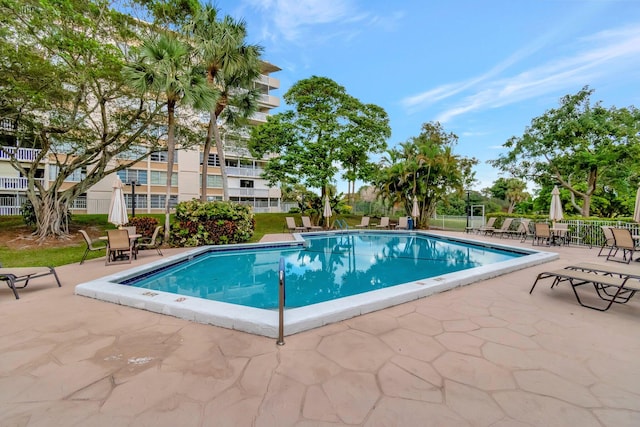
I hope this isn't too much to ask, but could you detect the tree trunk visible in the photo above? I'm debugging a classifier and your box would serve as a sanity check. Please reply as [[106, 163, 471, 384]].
[[164, 101, 176, 242], [212, 115, 229, 201], [200, 110, 215, 202], [34, 192, 70, 242]]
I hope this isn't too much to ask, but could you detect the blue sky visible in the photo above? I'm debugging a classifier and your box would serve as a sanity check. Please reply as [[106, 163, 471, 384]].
[[215, 0, 640, 194]]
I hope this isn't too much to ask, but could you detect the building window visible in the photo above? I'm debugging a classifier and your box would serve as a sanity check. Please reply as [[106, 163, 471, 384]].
[[117, 169, 148, 185], [49, 165, 86, 182], [150, 194, 178, 209], [240, 179, 254, 188], [201, 174, 222, 188], [150, 150, 177, 163], [201, 153, 220, 167], [124, 194, 147, 209], [150, 170, 178, 186]]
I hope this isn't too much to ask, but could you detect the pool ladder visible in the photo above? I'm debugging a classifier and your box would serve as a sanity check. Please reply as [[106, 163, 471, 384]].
[[277, 257, 285, 346], [334, 219, 349, 229]]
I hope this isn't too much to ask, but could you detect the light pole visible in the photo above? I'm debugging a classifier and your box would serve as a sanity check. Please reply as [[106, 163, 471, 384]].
[[127, 180, 141, 217]]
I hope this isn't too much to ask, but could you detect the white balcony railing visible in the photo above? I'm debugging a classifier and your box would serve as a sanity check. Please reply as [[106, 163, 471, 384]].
[[229, 188, 270, 197], [0, 146, 42, 162], [249, 111, 268, 123], [258, 94, 279, 107], [0, 177, 44, 190], [226, 166, 264, 177]]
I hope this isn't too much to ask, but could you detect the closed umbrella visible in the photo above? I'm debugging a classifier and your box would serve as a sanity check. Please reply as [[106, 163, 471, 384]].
[[323, 195, 332, 228], [411, 196, 419, 218], [108, 176, 128, 227], [549, 185, 564, 226], [634, 187, 640, 223]]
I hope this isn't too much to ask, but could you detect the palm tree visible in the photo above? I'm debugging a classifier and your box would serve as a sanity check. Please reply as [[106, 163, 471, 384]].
[[184, 6, 263, 202], [123, 33, 217, 240]]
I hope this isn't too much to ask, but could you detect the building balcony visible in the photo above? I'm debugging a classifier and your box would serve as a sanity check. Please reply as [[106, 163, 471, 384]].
[[0, 176, 44, 191], [229, 188, 270, 198], [256, 74, 280, 90], [0, 146, 42, 162], [258, 94, 279, 108], [226, 166, 264, 177], [248, 111, 268, 124]]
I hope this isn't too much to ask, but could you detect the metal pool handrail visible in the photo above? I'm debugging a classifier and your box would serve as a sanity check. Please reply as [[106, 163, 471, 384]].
[[277, 257, 286, 346]]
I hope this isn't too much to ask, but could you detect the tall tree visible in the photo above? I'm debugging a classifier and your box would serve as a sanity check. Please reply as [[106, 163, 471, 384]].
[[375, 122, 477, 228], [184, 5, 263, 202], [123, 33, 217, 240], [0, 0, 169, 240], [248, 76, 390, 201], [487, 177, 529, 213], [489, 87, 640, 217]]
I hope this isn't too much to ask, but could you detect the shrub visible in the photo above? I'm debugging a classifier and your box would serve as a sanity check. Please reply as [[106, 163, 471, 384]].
[[170, 199, 254, 247], [125, 216, 159, 239]]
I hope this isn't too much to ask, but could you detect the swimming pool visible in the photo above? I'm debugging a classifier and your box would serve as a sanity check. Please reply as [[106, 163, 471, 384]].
[[75, 231, 558, 337]]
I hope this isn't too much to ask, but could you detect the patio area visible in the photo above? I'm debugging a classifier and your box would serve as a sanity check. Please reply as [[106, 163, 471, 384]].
[[1, 231, 639, 426]]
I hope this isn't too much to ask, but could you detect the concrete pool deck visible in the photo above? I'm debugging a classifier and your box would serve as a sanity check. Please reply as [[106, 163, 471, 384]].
[[1, 231, 639, 426]]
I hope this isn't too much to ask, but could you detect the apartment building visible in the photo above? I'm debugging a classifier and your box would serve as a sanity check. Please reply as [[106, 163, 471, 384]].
[[0, 62, 282, 216]]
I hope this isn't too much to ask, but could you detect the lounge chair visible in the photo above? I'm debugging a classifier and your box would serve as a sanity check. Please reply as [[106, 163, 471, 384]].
[[478, 217, 497, 235], [598, 226, 615, 257], [519, 219, 534, 243], [395, 217, 408, 230], [532, 222, 551, 246], [137, 225, 163, 256], [79, 229, 106, 264], [607, 228, 637, 264], [285, 217, 306, 233], [492, 218, 515, 238], [375, 217, 390, 229], [355, 216, 370, 228], [529, 264, 640, 311], [301, 216, 322, 232], [106, 229, 134, 265], [0, 262, 62, 299]]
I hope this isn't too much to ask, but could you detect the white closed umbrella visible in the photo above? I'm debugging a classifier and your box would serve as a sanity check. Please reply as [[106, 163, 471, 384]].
[[633, 187, 640, 223], [549, 185, 564, 226], [411, 196, 419, 217], [108, 176, 128, 227], [323, 195, 332, 228]]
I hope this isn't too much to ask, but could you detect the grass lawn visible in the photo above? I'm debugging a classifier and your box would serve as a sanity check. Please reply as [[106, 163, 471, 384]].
[[0, 212, 368, 267]]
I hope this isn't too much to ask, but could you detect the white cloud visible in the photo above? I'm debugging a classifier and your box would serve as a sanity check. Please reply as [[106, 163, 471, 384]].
[[411, 24, 640, 123]]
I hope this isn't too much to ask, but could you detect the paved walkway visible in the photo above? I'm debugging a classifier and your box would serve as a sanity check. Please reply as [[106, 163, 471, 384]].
[[1, 231, 639, 426]]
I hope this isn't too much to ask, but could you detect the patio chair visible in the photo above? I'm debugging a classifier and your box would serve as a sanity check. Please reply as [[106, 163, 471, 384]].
[[301, 216, 322, 232], [492, 218, 515, 238], [606, 228, 637, 264], [0, 262, 62, 299], [137, 225, 163, 256], [79, 229, 106, 264], [375, 217, 390, 229], [598, 226, 615, 256], [519, 220, 534, 243], [118, 226, 137, 236], [395, 217, 409, 230], [285, 217, 306, 233], [478, 217, 497, 235], [355, 216, 370, 228], [529, 264, 640, 311], [532, 222, 551, 246], [106, 229, 134, 265]]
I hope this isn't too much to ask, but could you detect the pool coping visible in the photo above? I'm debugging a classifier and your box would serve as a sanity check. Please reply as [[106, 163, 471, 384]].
[[74, 231, 558, 338]]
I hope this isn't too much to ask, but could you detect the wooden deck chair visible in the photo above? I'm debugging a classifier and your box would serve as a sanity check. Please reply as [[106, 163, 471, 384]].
[[0, 262, 61, 299], [301, 216, 322, 231], [598, 226, 615, 256], [79, 229, 106, 264], [478, 217, 496, 235], [533, 223, 551, 246], [395, 217, 409, 230], [355, 216, 370, 228], [106, 229, 133, 265], [607, 228, 637, 264], [137, 225, 163, 256], [285, 217, 305, 233], [492, 218, 515, 238], [375, 217, 390, 229]]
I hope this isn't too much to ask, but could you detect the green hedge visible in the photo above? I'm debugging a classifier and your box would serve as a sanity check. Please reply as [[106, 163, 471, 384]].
[[170, 200, 255, 247]]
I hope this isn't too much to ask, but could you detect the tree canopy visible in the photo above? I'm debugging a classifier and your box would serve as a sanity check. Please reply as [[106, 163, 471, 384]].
[[489, 87, 640, 217], [248, 76, 391, 198], [374, 122, 477, 228]]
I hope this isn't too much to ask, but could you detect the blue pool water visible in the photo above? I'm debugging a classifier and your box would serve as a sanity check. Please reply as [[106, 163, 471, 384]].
[[122, 232, 523, 309]]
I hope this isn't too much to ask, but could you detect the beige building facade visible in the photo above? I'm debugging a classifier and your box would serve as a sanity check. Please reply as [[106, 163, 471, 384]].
[[0, 62, 282, 216]]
